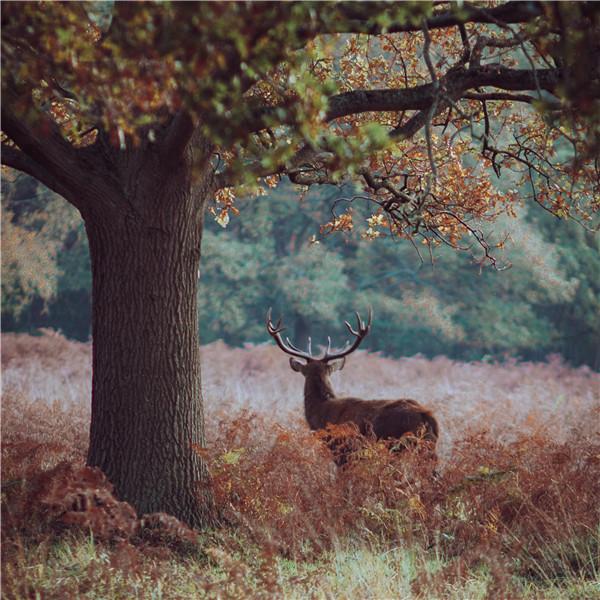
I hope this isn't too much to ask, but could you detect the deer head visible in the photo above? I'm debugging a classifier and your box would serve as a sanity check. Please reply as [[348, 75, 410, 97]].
[[266, 308, 372, 379]]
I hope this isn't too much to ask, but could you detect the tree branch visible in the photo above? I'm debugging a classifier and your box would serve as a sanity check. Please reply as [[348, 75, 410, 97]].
[[1, 143, 37, 176], [241, 66, 560, 134], [331, 66, 560, 119], [317, 1, 543, 36], [1, 89, 93, 209], [160, 111, 196, 165], [1, 143, 76, 200], [463, 92, 537, 103], [421, 18, 439, 188]]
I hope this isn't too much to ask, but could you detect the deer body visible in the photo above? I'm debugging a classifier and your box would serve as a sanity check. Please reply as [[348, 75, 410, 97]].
[[298, 360, 438, 439], [268, 309, 439, 465]]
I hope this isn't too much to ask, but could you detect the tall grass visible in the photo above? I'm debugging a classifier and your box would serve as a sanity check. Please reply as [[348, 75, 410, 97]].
[[2, 330, 599, 598]]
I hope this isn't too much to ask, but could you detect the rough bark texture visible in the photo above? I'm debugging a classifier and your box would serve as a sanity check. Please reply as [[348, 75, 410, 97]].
[[83, 139, 215, 528]]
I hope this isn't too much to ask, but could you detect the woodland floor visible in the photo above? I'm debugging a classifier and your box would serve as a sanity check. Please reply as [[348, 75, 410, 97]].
[[1, 330, 599, 599]]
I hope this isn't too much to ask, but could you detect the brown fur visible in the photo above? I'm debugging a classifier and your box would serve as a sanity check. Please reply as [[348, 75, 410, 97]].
[[291, 359, 439, 465]]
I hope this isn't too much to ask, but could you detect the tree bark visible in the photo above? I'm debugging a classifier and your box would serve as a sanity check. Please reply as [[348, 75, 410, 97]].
[[83, 145, 215, 528]]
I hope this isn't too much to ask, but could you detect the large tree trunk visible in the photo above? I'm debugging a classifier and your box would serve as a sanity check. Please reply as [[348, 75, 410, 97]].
[[83, 146, 215, 528]]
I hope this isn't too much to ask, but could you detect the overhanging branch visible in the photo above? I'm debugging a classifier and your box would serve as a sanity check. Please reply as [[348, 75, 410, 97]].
[[241, 66, 560, 135], [1, 144, 38, 175], [1, 91, 91, 208], [330, 66, 560, 120], [463, 92, 537, 103], [221, 66, 561, 188], [1, 143, 74, 200], [315, 1, 543, 36]]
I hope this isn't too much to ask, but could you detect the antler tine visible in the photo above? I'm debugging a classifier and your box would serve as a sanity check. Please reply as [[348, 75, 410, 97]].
[[323, 309, 373, 362], [322, 335, 347, 360], [285, 337, 308, 354], [355, 310, 363, 331], [344, 319, 359, 336], [355, 308, 372, 333], [308, 337, 313, 357], [266, 308, 278, 330], [320, 335, 336, 360], [266, 309, 312, 360]]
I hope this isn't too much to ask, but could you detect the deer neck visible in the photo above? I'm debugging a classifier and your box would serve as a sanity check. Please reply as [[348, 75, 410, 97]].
[[303, 373, 336, 429]]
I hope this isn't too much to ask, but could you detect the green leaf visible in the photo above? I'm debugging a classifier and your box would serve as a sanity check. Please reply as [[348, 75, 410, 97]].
[[221, 448, 245, 465]]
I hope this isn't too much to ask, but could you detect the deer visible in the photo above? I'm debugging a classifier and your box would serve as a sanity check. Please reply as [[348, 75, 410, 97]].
[[266, 308, 439, 466]]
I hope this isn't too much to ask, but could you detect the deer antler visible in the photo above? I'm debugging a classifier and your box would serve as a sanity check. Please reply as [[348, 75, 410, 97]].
[[266, 308, 313, 360], [322, 308, 372, 361]]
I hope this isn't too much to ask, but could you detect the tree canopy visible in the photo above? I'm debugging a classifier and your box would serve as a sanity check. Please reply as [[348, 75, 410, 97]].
[[3, 1, 598, 260]]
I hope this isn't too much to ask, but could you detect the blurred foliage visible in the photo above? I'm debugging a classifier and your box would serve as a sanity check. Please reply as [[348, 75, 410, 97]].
[[2, 173, 598, 369], [1, 170, 90, 338]]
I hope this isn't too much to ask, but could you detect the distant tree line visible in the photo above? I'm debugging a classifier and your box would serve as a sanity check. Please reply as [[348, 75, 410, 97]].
[[2, 174, 599, 369]]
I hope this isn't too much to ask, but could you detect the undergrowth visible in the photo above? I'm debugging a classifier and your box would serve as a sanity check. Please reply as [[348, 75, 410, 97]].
[[1, 330, 599, 599]]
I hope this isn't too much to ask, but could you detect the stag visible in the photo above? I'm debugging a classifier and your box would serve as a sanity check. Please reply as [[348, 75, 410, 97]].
[[266, 309, 438, 465]]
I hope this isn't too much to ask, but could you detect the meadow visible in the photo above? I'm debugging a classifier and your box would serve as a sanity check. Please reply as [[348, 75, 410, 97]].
[[2, 329, 599, 599]]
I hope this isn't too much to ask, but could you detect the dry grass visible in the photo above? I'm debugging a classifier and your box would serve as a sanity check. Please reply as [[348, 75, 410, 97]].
[[201, 341, 599, 453], [2, 330, 599, 599]]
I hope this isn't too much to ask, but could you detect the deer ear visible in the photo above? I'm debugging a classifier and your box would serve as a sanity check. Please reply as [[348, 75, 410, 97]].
[[289, 358, 305, 372], [329, 357, 346, 372]]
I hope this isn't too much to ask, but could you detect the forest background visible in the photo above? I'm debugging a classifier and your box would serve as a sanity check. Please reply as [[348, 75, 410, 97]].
[[3, 169, 599, 369]]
